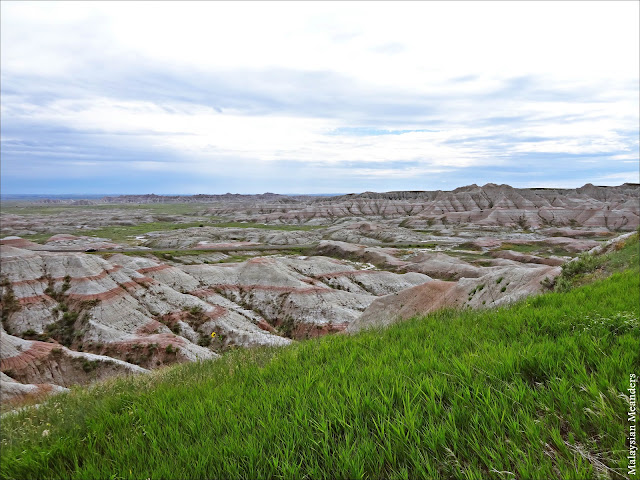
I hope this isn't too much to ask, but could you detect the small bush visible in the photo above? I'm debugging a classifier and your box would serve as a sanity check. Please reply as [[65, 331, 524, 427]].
[[81, 360, 99, 373], [540, 276, 555, 290], [554, 276, 572, 293], [554, 252, 609, 292], [514, 215, 530, 231]]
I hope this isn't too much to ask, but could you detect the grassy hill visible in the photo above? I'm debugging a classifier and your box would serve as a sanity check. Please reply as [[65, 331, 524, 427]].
[[1, 235, 638, 479]]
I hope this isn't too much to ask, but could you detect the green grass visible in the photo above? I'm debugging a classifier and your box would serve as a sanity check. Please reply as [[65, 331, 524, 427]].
[[498, 242, 578, 258], [554, 233, 639, 292], [2, 241, 639, 479], [150, 252, 258, 264], [498, 243, 544, 254], [71, 222, 226, 244], [3, 219, 323, 245], [0, 203, 213, 216], [14, 222, 222, 245], [2, 232, 53, 244], [452, 242, 483, 251]]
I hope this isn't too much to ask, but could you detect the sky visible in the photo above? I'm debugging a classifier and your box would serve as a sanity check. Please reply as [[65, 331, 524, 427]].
[[1, 1, 638, 195]]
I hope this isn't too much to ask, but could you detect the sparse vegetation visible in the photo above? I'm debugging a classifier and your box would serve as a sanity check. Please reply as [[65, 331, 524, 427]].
[[0, 276, 21, 332], [540, 276, 555, 290], [0, 202, 213, 217], [513, 214, 530, 231], [554, 233, 638, 292], [45, 310, 80, 347], [73, 358, 100, 373], [498, 242, 573, 258], [452, 242, 482, 251]]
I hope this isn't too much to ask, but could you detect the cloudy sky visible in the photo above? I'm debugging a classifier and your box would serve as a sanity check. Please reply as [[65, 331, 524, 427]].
[[1, 1, 638, 194]]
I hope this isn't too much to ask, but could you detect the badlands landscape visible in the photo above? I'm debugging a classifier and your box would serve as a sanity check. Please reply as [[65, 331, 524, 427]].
[[1, 182, 638, 405]]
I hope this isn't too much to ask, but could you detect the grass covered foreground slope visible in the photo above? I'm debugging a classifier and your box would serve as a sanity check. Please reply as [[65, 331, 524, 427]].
[[1, 237, 638, 480]]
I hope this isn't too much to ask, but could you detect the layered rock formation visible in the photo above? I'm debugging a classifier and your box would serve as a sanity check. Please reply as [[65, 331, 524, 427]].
[[1, 244, 434, 399], [347, 262, 562, 333], [2, 182, 635, 406], [236, 183, 640, 230]]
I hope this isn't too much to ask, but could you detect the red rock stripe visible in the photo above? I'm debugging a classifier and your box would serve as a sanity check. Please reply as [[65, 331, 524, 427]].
[[18, 295, 52, 305], [136, 320, 165, 335], [1, 341, 57, 371], [67, 287, 127, 302], [291, 322, 349, 340], [137, 264, 171, 274], [0, 239, 33, 247], [247, 257, 275, 264], [256, 319, 276, 333], [192, 284, 331, 295], [119, 281, 143, 291], [205, 305, 228, 320], [134, 276, 154, 284]]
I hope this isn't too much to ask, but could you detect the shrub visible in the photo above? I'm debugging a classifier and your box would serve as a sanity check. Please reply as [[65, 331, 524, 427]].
[[514, 215, 530, 231], [540, 276, 555, 290], [1, 279, 21, 330], [560, 254, 603, 279], [80, 359, 99, 373], [554, 276, 572, 293]]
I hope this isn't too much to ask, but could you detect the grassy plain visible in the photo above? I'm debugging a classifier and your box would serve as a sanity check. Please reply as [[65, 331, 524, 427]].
[[1, 237, 638, 479], [0, 203, 209, 216], [7, 222, 324, 246]]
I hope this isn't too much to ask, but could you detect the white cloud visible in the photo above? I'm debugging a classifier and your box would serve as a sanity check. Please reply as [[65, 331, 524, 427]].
[[1, 1, 638, 192], [3, 2, 638, 85]]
